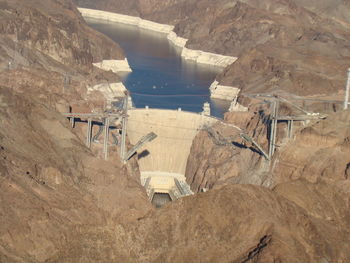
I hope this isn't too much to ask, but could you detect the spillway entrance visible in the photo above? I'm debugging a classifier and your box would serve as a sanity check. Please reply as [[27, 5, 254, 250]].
[[152, 193, 172, 208], [141, 172, 194, 207]]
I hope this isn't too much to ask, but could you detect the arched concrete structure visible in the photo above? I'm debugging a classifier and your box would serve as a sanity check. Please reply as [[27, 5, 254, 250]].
[[127, 108, 219, 175]]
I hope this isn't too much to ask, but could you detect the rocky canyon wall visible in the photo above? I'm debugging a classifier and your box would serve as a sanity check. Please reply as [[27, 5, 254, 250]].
[[0, 83, 151, 261], [0, 0, 125, 72], [0, 0, 133, 111], [1, 0, 350, 262], [118, 180, 350, 262], [0, 1, 152, 261], [185, 109, 270, 192], [273, 110, 350, 186], [186, 103, 350, 192]]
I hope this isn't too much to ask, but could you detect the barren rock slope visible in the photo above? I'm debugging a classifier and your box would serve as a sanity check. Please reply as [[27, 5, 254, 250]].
[[0, 0, 151, 261], [1, 0, 350, 262], [0, 84, 151, 262], [0, 0, 124, 72], [119, 181, 350, 263]]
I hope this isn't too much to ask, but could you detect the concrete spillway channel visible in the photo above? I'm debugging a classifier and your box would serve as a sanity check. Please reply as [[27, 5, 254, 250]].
[[127, 108, 218, 206]]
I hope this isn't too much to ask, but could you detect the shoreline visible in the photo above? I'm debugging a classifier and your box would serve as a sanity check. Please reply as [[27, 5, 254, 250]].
[[78, 8, 237, 68], [92, 58, 132, 73], [79, 7, 245, 110]]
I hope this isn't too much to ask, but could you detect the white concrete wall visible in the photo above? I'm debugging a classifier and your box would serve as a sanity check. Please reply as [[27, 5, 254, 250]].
[[93, 58, 132, 73], [209, 80, 248, 111], [127, 108, 218, 174], [182, 48, 237, 67], [78, 8, 237, 68], [209, 80, 240, 100], [167, 31, 187, 48]]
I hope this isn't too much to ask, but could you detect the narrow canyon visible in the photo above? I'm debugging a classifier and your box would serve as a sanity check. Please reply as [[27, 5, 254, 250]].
[[0, 0, 350, 262]]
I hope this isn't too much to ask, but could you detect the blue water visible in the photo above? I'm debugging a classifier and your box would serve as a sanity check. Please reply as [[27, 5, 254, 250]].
[[87, 18, 230, 117]]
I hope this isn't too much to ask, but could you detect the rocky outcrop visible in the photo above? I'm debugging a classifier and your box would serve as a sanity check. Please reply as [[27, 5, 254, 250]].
[[0, 85, 151, 262], [87, 82, 127, 101], [273, 110, 350, 185], [0, 0, 131, 114], [118, 181, 350, 262], [186, 101, 350, 191], [185, 109, 270, 192], [0, 0, 125, 73]]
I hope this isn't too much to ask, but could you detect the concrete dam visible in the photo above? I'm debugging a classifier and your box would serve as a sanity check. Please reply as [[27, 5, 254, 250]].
[[127, 108, 218, 206], [77, 8, 226, 206]]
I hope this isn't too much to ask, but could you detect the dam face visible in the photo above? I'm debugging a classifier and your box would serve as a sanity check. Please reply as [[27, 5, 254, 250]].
[[127, 108, 218, 175], [127, 108, 218, 205]]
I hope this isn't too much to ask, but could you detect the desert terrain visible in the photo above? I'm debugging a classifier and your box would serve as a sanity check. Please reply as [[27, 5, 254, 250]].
[[0, 0, 349, 262]]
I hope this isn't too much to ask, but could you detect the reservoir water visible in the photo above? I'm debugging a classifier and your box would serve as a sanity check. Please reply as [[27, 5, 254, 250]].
[[86, 18, 230, 117]]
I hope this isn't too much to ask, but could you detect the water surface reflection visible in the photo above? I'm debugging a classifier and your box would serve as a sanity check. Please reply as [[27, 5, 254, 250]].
[[87, 18, 230, 117]]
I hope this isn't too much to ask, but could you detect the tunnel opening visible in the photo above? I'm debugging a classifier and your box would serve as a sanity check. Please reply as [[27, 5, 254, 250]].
[[151, 193, 172, 208], [141, 172, 194, 206]]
